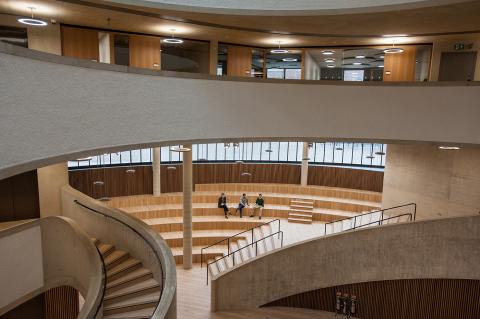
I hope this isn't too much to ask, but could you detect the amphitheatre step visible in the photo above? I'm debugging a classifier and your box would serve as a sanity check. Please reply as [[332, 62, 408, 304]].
[[144, 216, 268, 232], [290, 204, 314, 210], [288, 217, 313, 224], [289, 212, 313, 219], [161, 230, 249, 247]]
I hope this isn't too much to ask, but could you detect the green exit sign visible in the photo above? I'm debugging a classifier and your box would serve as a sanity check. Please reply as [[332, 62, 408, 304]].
[[454, 43, 473, 50]]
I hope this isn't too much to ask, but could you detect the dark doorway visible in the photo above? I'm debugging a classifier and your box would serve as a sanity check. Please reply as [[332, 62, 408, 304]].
[[439, 52, 477, 81]]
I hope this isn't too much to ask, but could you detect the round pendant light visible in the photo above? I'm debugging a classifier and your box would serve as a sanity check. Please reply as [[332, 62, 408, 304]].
[[74, 156, 93, 161], [271, 41, 289, 54], [324, 58, 335, 63], [18, 8, 47, 27], [438, 146, 460, 150], [241, 172, 252, 176], [384, 47, 404, 54], [162, 29, 183, 44], [167, 166, 177, 170], [322, 50, 335, 55], [327, 64, 335, 68], [282, 57, 298, 62], [170, 145, 191, 152], [126, 168, 136, 174]]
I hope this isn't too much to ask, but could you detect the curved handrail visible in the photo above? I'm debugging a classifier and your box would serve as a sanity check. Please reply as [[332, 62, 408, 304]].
[[73, 199, 167, 317], [200, 218, 281, 267]]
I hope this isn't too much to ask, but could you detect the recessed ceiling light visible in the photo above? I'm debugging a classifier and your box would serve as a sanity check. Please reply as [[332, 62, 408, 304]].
[[170, 146, 191, 152], [355, 55, 366, 59], [18, 7, 47, 27], [384, 47, 404, 54], [327, 64, 335, 68], [324, 58, 335, 63], [282, 58, 298, 62], [322, 50, 335, 55], [438, 146, 460, 150]]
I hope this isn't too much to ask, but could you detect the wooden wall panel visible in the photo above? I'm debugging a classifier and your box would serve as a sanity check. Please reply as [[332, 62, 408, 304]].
[[69, 163, 383, 197], [263, 279, 480, 319], [383, 45, 416, 81], [44, 286, 79, 319], [129, 35, 161, 70], [0, 294, 45, 319], [61, 26, 99, 61], [0, 170, 39, 222], [227, 45, 252, 77]]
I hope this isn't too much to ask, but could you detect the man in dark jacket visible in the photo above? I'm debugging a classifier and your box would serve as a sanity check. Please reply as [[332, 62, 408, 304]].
[[250, 193, 265, 219], [218, 193, 229, 218]]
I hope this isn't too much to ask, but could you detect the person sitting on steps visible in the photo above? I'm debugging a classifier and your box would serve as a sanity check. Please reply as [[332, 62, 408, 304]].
[[217, 193, 229, 219], [236, 193, 249, 218], [250, 193, 265, 219]]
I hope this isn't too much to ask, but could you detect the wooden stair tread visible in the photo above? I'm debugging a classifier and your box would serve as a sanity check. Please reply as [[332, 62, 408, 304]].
[[107, 258, 142, 278], [104, 250, 129, 266], [289, 212, 313, 218], [103, 306, 156, 319], [104, 290, 160, 311], [288, 217, 312, 224], [107, 267, 152, 290], [98, 243, 115, 256], [105, 278, 160, 300]]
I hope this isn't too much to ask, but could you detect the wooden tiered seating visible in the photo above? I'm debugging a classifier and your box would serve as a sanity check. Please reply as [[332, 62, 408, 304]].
[[108, 184, 382, 265]]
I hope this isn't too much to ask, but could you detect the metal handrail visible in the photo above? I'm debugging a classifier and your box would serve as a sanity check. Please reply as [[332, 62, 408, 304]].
[[206, 230, 284, 284], [324, 203, 416, 235], [74, 200, 164, 316], [200, 218, 281, 267]]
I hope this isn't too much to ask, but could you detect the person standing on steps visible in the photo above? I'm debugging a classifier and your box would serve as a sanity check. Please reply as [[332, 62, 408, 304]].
[[217, 193, 230, 218], [236, 193, 249, 218], [250, 193, 265, 219]]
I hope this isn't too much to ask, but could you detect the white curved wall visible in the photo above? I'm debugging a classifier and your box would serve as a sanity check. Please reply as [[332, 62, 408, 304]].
[[107, 0, 470, 15], [1, 43, 480, 179]]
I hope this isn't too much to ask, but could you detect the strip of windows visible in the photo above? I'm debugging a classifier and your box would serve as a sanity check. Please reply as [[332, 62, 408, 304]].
[[68, 142, 386, 170]]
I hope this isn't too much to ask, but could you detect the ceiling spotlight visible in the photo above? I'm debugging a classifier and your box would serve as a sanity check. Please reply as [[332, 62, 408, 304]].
[[327, 64, 335, 68], [18, 7, 47, 27], [271, 41, 289, 54], [355, 55, 366, 59], [126, 169, 136, 174], [322, 50, 335, 55], [438, 146, 460, 150], [167, 166, 177, 170], [162, 29, 183, 44], [324, 58, 335, 63], [282, 58, 298, 62], [170, 146, 191, 152]]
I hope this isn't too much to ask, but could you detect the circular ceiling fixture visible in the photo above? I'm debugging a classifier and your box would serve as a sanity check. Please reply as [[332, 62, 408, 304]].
[[18, 7, 47, 27], [162, 29, 184, 44], [384, 47, 404, 53], [355, 55, 366, 59], [438, 146, 460, 150], [74, 156, 93, 161], [167, 166, 177, 170], [282, 58, 298, 62], [271, 41, 289, 54], [126, 169, 136, 174], [324, 58, 335, 63], [93, 181, 104, 186], [378, 65, 384, 68], [170, 145, 191, 152], [322, 50, 335, 55], [241, 172, 252, 176], [327, 64, 335, 68], [353, 62, 363, 65]]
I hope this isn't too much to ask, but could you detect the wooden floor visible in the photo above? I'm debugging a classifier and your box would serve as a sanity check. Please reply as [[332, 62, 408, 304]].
[[176, 220, 331, 319]]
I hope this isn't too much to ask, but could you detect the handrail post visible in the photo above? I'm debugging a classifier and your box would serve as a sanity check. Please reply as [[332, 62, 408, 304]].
[[206, 265, 209, 285], [380, 210, 384, 225], [413, 203, 417, 220], [232, 251, 235, 266], [200, 249, 203, 268], [353, 216, 357, 230], [227, 238, 230, 255], [255, 242, 258, 256], [281, 231, 284, 247], [251, 229, 254, 243]]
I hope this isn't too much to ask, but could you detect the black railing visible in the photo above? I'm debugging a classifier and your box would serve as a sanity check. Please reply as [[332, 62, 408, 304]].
[[206, 230, 284, 284], [200, 218, 281, 268], [74, 199, 164, 315], [324, 203, 417, 235]]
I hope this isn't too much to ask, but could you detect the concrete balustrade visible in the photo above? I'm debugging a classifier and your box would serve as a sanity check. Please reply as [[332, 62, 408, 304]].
[[211, 215, 480, 311], [0, 217, 104, 318]]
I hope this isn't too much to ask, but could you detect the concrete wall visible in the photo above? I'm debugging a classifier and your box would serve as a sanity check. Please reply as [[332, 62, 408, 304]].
[[37, 163, 69, 217], [382, 144, 480, 219], [211, 214, 480, 311], [1, 43, 479, 180]]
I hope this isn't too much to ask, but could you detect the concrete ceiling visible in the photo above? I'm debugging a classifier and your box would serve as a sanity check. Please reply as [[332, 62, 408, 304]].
[[1, 0, 480, 47]]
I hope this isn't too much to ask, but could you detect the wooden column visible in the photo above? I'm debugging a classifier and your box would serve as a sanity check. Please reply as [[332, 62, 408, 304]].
[[227, 45, 252, 77], [129, 35, 161, 70], [383, 46, 416, 81], [209, 40, 219, 75], [61, 26, 99, 61]]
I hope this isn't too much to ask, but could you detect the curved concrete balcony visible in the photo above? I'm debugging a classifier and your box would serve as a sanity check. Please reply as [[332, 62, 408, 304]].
[[1, 42, 479, 180]]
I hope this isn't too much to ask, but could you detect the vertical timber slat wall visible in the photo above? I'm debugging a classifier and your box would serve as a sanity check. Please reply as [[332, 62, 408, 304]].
[[61, 26, 99, 61], [227, 45, 252, 77], [129, 35, 161, 70], [68, 163, 383, 197], [44, 286, 79, 319], [0, 170, 39, 222], [263, 279, 480, 319]]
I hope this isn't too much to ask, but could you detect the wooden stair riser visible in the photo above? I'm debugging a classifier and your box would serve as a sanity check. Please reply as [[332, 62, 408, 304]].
[[105, 253, 131, 271], [104, 285, 160, 306], [104, 301, 157, 316], [107, 262, 143, 282], [106, 272, 153, 294]]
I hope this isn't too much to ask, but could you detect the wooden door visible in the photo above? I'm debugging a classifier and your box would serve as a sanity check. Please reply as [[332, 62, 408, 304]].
[[383, 46, 416, 81], [61, 26, 99, 61], [129, 35, 161, 70], [227, 45, 252, 77], [439, 52, 477, 81]]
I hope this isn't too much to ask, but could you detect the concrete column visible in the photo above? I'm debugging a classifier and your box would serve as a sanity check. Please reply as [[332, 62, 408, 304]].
[[182, 145, 193, 269], [300, 142, 309, 186], [37, 163, 69, 217], [209, 40, 219, 75], [152, 147, 161, 196], [98, 32, 111, 64]]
